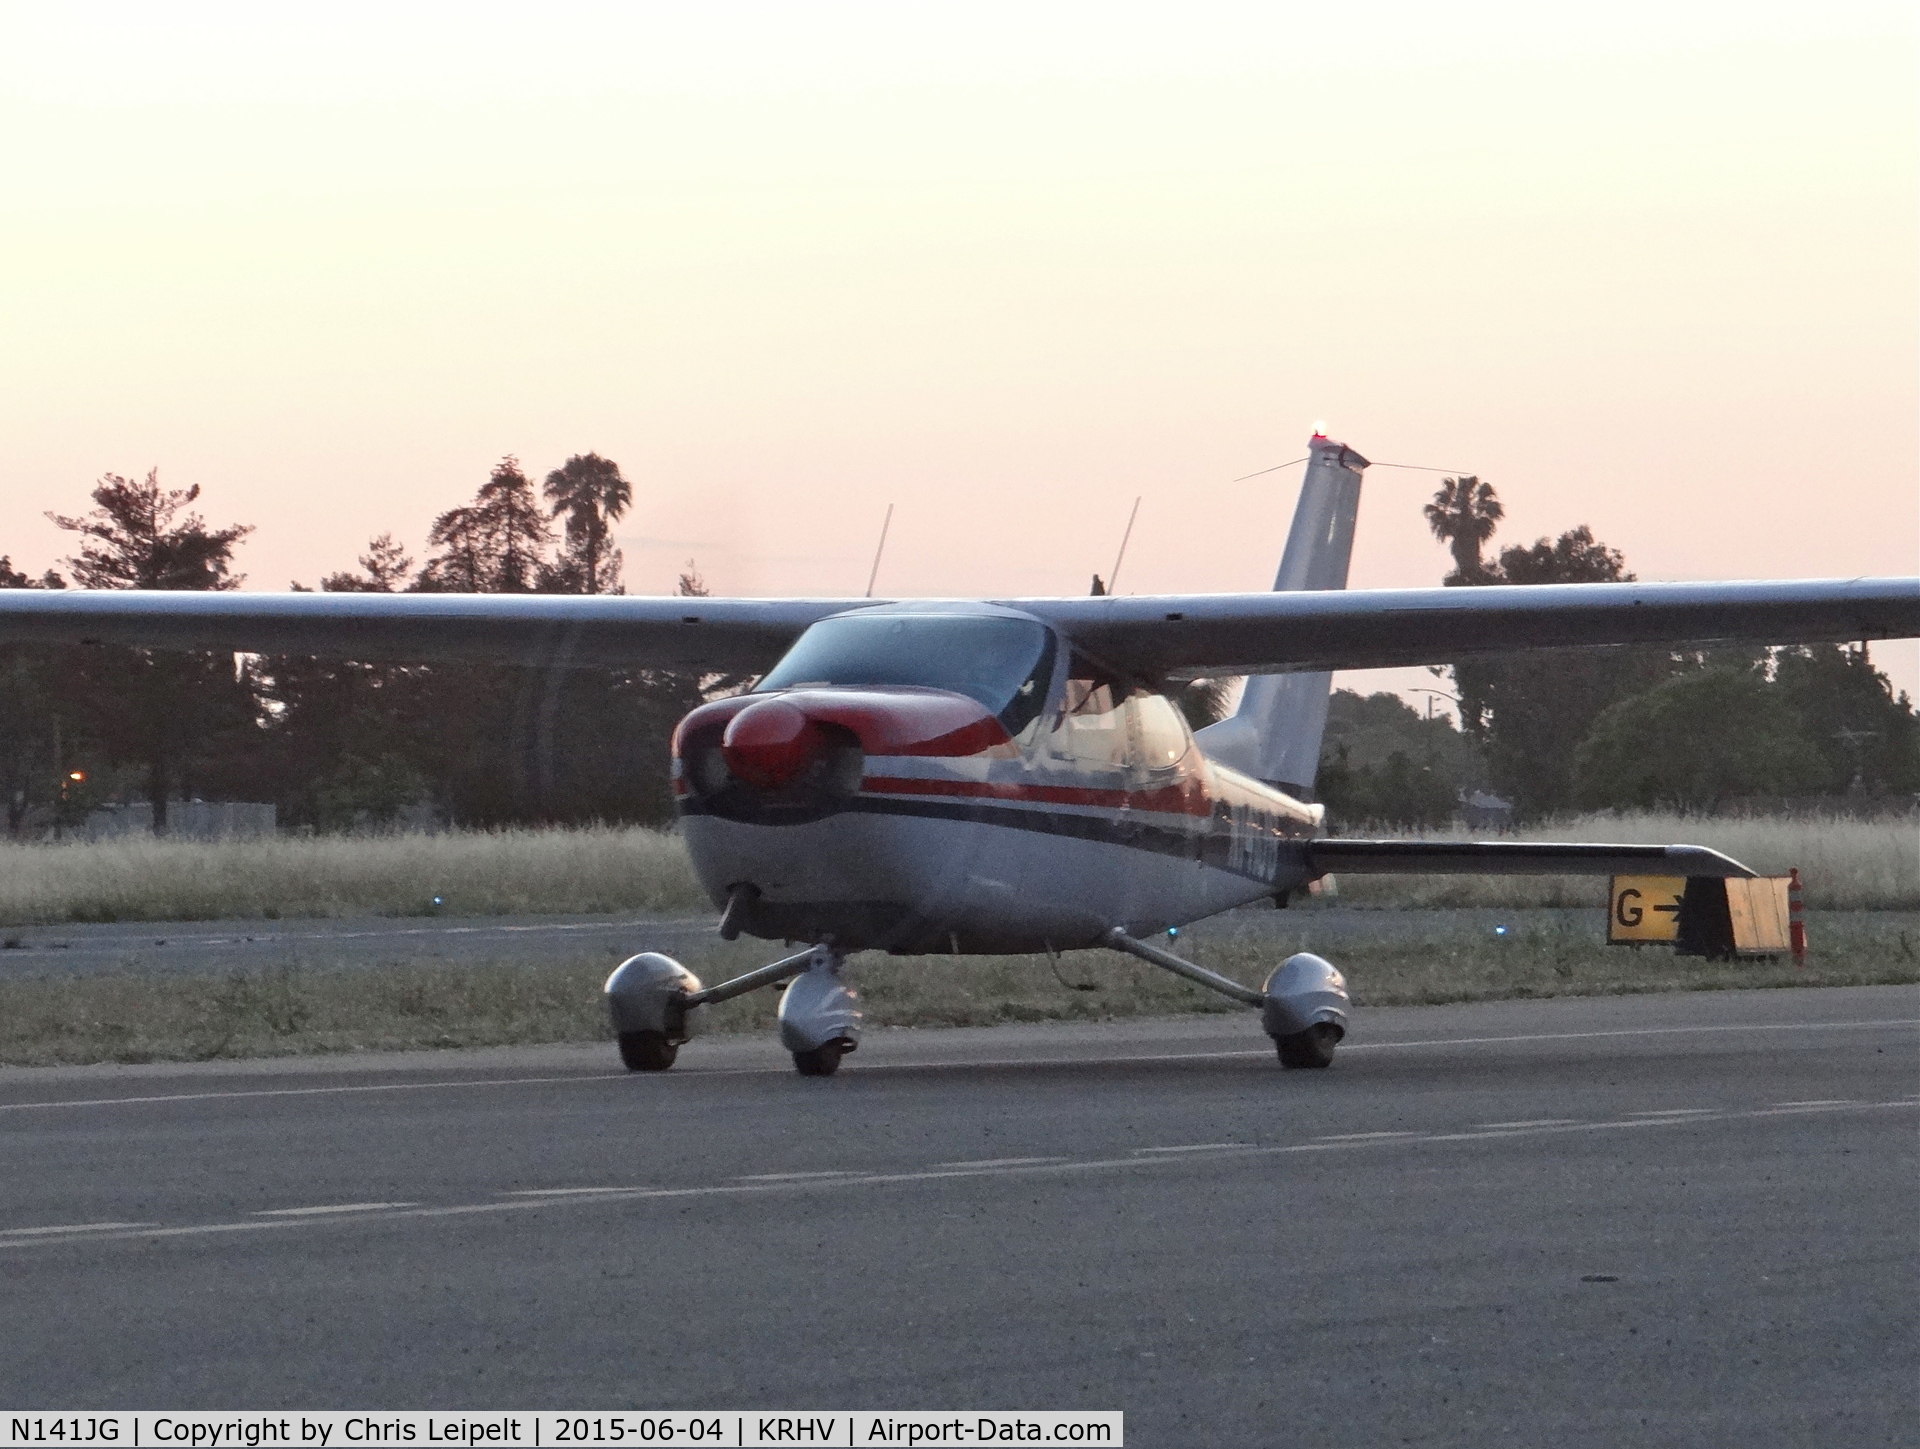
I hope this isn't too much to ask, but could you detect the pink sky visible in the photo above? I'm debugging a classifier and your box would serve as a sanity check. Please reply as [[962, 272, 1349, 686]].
[[2, 4, 1914, 707]]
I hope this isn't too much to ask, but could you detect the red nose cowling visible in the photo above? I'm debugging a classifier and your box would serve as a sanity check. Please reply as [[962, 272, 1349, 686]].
[[721, 700, 826, 789]]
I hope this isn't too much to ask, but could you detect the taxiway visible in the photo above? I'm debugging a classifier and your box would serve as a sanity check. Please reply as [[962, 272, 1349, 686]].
[[2, 986, 1914, 1446]]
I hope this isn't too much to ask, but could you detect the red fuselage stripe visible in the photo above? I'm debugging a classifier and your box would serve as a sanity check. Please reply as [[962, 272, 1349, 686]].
[[858, 773, 1214, 818]]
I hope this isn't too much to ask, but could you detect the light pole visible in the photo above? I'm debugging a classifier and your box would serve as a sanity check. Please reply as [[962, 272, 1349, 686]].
[[1409, 687, 1460, 722]]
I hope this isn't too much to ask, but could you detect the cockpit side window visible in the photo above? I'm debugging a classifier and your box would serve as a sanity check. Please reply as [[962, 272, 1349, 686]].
[[1051, 662, 1136, 771], [1131, 692, 1193, 772], [1049, 657, 1192, 774]]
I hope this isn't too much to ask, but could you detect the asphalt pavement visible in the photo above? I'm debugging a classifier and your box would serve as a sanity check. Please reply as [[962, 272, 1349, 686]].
[[2, 986, 1915, 1446], [0, 905, 1622, 977]]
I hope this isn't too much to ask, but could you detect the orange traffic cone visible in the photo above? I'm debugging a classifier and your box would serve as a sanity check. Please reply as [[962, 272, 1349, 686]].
[[1788, 868, 1806, 968]]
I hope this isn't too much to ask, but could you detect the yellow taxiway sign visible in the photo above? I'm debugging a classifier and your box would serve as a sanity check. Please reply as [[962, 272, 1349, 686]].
[[1609, 875, 1686, 943]]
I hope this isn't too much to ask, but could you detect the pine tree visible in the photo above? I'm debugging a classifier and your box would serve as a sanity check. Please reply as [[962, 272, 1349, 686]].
[[417, 457, 552, 593]]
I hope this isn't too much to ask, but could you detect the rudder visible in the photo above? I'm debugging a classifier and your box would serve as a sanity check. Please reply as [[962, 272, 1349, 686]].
[[1195, 433, 1370, 796]]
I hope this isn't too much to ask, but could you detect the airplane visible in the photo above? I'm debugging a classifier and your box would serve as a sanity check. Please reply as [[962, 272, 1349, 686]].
[[3, 434, 1915, 1075]]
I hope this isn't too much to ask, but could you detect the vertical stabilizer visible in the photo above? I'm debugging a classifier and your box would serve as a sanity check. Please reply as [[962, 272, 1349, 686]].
[[1195, 434, 1369, 796]]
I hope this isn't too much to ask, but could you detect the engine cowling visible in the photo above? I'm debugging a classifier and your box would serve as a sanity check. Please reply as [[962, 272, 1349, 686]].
[[674, 686, 1013, 823]]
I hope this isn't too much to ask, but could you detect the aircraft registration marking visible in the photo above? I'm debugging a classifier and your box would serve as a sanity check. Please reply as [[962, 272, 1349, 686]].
[[1221, 802, 1288, 882]]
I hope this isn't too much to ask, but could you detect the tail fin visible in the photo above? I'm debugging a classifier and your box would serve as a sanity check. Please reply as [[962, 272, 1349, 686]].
[[1194, 433, 1369, 796]]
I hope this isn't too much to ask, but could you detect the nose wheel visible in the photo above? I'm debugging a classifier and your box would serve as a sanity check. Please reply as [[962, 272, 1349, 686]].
[[606, 943, 863, 1077], [1274, 1023, 1341, 1069], [791, 1039, 849, 1076]]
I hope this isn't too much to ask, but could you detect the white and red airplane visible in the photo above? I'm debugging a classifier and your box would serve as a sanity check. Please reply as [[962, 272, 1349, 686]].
[[4, 435, 1915, 1075]]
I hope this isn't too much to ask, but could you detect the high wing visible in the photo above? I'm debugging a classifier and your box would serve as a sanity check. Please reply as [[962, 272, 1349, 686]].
[[0, 589, 866, 673], [0, 575, 1912, 676], [1017, 575, 1920, 679]]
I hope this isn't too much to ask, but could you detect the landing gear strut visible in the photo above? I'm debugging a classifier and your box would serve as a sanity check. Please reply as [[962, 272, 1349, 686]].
[[777, 945, 861, 1076], [603, 942, 862, 1076], [1104, 928, 1351, 1070]]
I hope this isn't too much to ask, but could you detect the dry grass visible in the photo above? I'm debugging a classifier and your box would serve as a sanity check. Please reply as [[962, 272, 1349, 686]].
[[3, 911, 1912, 1067], [0, 826, 708, 926], [0, 810, 1911, 928], [1328, 810, 1919, 911]]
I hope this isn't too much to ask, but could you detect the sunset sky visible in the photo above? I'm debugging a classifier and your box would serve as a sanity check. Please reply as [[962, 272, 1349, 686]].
[[2, 2, 1914, 707]]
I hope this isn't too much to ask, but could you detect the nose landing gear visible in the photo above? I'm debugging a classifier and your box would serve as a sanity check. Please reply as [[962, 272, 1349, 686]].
[[603, 942, 862, 1076], [777, 945, 861, 1076]]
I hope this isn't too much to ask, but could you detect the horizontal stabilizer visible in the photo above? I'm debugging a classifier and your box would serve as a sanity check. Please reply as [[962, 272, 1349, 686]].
[[1305, 840, 1755, 879]]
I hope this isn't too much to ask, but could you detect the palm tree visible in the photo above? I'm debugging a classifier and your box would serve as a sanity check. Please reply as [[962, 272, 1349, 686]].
[[543, 453, 632, 595], [1424, 476, 1504, 584]]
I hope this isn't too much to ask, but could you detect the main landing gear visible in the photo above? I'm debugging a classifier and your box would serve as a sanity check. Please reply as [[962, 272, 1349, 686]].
[[1104, 928, 1351, 1069], [604, 943, 862, 1077]]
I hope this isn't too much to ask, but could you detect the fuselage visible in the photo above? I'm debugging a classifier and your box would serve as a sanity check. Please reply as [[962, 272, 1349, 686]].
[[672, 602, 1320, 953]]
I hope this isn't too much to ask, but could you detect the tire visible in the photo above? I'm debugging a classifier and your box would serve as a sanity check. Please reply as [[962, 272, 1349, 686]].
[[1275, 1023, 1341, 1069], [618, 1030, 678, 1072], [792, 1041, 845, 1077]]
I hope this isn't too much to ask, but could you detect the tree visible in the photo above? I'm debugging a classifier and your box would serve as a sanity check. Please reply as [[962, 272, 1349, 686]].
[[252, 484, 736, 832], [48, 472, 258, 833], [1313, 689, 1476, 829], [1424, 476, 1504, 584], [242, 535, 430, 828], [1448, 525, 1684, 817], [1771, 644, 1920, 796], [1573, 666, 1819, 810], [415, 457, 552, 594], [0, 558, 79, 834], [1486, 525, 1630, 586], [1176, 677, 1237, 732], [320, 533, 414, 593], [47, 470, 251, 591], [543, 453, 631, 595]]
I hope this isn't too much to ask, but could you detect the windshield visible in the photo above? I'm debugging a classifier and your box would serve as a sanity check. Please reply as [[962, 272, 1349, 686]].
[[758, 613, 1055, 733]]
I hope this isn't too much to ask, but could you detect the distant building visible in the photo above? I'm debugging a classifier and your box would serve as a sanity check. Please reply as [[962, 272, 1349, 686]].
[[84, 801, 277, 841], [1459, 789, 1515, 831]]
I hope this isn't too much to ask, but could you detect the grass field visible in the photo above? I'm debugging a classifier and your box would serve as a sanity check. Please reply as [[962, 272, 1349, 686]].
[[1, 811, 1914, 926], [1328, 812, 1920, 911], [0, 825, 706, 925], [3, 910, 1912, 1067]]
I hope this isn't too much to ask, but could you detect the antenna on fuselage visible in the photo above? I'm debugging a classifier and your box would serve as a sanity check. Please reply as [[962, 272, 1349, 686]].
[[1106, 495, 1142, 595], [864, 502, 894, 598]]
